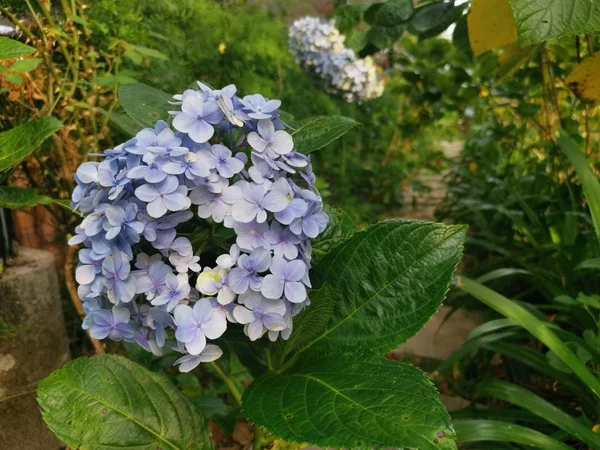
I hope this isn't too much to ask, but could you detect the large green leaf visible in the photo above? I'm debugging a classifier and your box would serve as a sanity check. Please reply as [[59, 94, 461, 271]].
[[411, 2, 467, 39], [311, 206, 356, 263], [365, 0, 414, 27], [296, 220, 465, 356], [37, 355, 213, 450], [283, 284, 334, 355], [292, 115, 359, 154], [0, 36, 35, 60], [243, 354, 456, 450], [509, 0, 600, 46], [0, 186, 53, 209], [118, 82, 173, 129], [334, 4, 371, 33], [0, 117, 63, 172]]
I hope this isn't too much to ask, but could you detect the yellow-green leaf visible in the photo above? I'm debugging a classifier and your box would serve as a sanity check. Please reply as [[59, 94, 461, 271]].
[[496, 43, 540, 81], [566, 52, 600, 104], [11, 57, 43, 73], [0, 37, 35, 60], [468, 0, 519, 56]]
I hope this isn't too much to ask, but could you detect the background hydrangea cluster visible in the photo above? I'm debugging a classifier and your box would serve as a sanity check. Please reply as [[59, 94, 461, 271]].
[[69, 82, 328, 372], [289, 16, 384, 103]]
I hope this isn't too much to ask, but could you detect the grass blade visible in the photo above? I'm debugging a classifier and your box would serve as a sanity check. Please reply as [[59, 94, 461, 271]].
[[458, 276, 600, 398], [557, 131, 600, 241], [454, 420, 572, 450], [475, 380, 600, 448]]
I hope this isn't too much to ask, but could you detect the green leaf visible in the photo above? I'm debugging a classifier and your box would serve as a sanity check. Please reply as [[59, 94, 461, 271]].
[[0, 117, 63, 172], [243, 354, 456, 450], [0, 37, 35, 60], [292, 115, 359, 154], [37, 354, 213, 450], [509, 0, 600, 46], [311, 206, 356, 263], [411, 2, 467, 39], [367, 24, 405, 49], [10, 57, 42, 73], [299, 220, 465, 356], [108, 110, 145, 136], [557, 131, 600, 241], [118, 82, 172, 128], [126, 44, 169, 62], [576, 258, 600, 270], [334, 4, 371, 33], [454, 420, 572, 450], [475, 380, 600, 448], [283, 284, 334, 354], [0, 186, 53, 209], [6, 73, 22, 84], [365, 0, 414, 27]]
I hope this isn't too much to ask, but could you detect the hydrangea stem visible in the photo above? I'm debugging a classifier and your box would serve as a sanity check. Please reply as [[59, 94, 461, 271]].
[[253, 425, 274, 450], [210, 361, 242, 406]]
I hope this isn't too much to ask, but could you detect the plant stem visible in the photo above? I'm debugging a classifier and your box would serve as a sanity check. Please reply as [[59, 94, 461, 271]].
[[265, 348, 274, 372], [253, 425, 275, 450], [210, 361, 242, 406]]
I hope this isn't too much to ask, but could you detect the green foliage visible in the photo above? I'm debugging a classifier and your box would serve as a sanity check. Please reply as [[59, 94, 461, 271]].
[[292, 115, 359, 154], [242, 353, 456, 450], [474, 379, 600, 448], [454, 420, 573, 450], [0, 186, 53, 209], [411, 2, 467, 40], [509, 0, 600, 45], [87, 0, 458, 223], [302, 221, 465, 356], [0, 117, 63, 172], [0, 37, 35, 60], [10, 57, 43, 73], [37, 354, 213, 450], [118, 83, 172, 128], [557, 131, 600, 239], [282, 284, 334, 354]]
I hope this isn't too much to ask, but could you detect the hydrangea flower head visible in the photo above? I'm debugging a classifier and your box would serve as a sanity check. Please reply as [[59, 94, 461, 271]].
[[289, 16, 384, 103], [69, 82, 327, 371]]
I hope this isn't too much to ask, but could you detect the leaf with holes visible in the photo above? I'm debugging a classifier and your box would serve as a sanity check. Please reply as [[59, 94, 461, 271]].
[[292, 116, 359, 154], [509, 0, 600, 45], [37, 354, 213, 450], [566, 52, 600, 105], [242, 353, 456, 450], [0, 36, 35, 60], [0, 186, 53, 209], [0, 117, 63, 172], [297, 220, 465, 356], [118, 82, 173, 128]]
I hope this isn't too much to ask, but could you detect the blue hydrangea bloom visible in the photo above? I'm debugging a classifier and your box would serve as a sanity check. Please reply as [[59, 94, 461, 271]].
[[289, 16, 384, 103], [69, 82, 328, 371]]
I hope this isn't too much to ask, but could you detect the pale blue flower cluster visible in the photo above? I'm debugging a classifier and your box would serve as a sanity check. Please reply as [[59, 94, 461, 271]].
[[70, 82, 328, 372], [289, 16, 384, 103]]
